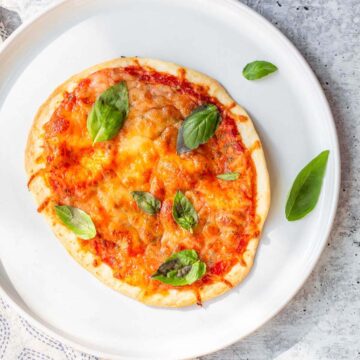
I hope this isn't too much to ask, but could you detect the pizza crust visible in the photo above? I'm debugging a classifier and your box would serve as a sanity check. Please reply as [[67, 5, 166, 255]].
[[25, 57, 270, 307]]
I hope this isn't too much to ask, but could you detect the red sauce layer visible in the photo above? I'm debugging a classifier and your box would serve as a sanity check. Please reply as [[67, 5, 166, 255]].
[[40, 64, 259, 296]]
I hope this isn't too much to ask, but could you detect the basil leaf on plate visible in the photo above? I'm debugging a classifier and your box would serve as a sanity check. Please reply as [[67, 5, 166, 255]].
[[131, 191, 161, 215], [152, 249, 206, 286], [242, 61, 278, 80], [54, 205, 96, 240], [177, 104, 221, 153], [172, 191, 198, 232], [217, 172, 239, 181], [285, 150, 330, 221], [87, 81, 129, 143]]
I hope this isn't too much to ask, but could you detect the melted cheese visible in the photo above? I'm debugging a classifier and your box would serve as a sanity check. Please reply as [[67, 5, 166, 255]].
[[42, 67, 258, 293]]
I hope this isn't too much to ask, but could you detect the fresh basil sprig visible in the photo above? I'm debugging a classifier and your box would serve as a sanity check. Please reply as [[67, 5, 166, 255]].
[[177, 104, 221, 154], [172, 191, 198, 232], [131, 191, 161, 215], [152, 249, 206, 286], [54, 205, 96, 239], [242, 61, 278, 80], [87, 81, 129, 143], [217, 172, 239, 181], [285, 150, 330, 221]]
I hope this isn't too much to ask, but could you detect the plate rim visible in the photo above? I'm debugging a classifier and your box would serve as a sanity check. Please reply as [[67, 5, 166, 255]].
[[0, 0, 341, 358]]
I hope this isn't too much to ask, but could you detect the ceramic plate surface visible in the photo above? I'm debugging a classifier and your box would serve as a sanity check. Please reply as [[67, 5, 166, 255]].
[[0, 0, 340, 358]]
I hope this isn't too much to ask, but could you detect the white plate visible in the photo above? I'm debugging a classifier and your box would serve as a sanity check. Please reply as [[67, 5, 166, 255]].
[[0, 0, 340, 358]]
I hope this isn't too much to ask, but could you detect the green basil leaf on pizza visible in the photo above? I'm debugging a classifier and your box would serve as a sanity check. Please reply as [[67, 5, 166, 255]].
[[87, 81, 129, 143], [152, 250, 206, 286], [217, 172, 239, 181], [172, 191, 198, 232], [177, 104, 221, 153], [131, 191, 161, 215], [54, 205, 96, 240]]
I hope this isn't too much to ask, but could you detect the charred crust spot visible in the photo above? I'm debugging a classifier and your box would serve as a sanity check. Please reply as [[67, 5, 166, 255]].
[[37, 197, 51, 213], [227, 102, 236, 111], [93, 258, 100, 267], [222, 279, 234, 288], [250, 140, 261, 153], [35, 156, 44, 164], [195, 288, 202, 306], [177, 68, 186, 81], [27, 169, 43, 188]]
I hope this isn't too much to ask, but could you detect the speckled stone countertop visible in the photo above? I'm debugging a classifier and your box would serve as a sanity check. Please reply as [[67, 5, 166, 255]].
[[0, 1, 359, 359]]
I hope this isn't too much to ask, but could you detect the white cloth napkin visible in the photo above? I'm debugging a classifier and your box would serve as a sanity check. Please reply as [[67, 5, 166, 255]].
[[0, 298, 100, 360]]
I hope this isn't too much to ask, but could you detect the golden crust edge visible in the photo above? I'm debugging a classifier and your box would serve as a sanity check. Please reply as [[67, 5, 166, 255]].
[[25, 57, 270, 307]]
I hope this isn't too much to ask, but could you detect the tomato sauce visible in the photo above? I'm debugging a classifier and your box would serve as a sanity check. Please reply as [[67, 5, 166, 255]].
[[39, 64, 259, 296]]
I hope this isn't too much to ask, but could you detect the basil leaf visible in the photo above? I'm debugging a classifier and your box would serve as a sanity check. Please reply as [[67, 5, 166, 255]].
[[217, 172, 239, 181], [177, 104, 221, 153], [54, 205, 96, 240], [152, 249, 206, 286], [285, 150, 330, 221], [172, 191, 198, 232], [242, 61, 278, 80], [87, 81, 129, 143], [176, 122, 191, 154], [131, 191, 161, 215]]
